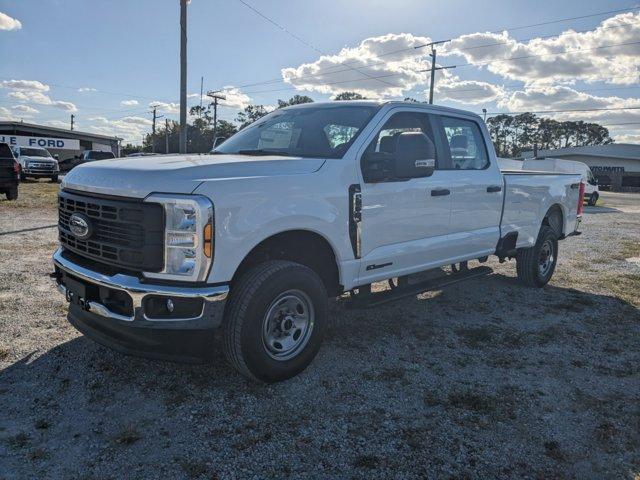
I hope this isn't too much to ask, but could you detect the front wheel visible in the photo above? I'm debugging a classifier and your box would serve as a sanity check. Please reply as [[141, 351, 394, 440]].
[[5, 186, 18, 201], [516, 225, 558, 288], [50, 175, 59, 183], [587, 192, 598, 206], [222, 260, 328, 383]]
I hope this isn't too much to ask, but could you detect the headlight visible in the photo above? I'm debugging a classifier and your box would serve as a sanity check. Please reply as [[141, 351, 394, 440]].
[[143, 194, 214, 282]]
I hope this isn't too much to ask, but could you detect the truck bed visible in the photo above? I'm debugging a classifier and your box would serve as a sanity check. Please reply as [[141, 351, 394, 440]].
[[501, 171, 581, 248]]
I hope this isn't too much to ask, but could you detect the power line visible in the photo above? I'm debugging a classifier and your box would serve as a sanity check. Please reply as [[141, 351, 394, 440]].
[[485, 105, 640, 115], [235, 0, 397, 88], [486, 6, 638, 33], [236, 34, 640, 96], [208, 7, 639, 93]]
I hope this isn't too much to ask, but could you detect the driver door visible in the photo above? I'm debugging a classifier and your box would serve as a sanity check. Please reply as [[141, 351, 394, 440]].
[[357, 109, 453, 284]]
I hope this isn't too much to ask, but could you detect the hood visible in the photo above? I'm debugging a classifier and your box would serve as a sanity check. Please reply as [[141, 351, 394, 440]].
[[61, 153, 326, 198]]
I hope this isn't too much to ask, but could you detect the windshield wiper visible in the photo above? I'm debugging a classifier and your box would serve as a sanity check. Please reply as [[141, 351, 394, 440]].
[[236, 149, 293, 157]]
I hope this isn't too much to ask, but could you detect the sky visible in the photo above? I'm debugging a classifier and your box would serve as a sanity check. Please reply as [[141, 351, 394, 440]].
[[1, 0, 640, 145]]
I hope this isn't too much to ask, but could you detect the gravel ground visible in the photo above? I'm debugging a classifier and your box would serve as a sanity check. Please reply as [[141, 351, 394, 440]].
[[0, 182, 639, 479]]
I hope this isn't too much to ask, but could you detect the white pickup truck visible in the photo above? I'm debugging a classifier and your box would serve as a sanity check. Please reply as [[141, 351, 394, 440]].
[[53, 101, 583, 382]]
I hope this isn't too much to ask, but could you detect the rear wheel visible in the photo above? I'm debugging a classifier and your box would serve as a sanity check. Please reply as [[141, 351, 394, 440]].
[[222, 260, 327, 383], [516, 225, 558, 288], [588, 192, 598, 206], [5, 186, 18, 201]]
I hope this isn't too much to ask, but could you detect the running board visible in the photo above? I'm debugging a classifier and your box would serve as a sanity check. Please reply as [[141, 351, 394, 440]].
[[347, 266, 493, 309]]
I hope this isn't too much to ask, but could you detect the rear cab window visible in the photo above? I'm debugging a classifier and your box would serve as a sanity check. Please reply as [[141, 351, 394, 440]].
[[437, 116, 489, 170]]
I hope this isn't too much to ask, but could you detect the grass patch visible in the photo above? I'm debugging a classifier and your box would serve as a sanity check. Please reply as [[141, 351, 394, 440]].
[[0, 346, 10, 361], [455, 326, 495, 348], [353, 454, 380, 469], [602, 274, 640, 306], [113, 426, 141, 445], [0, 181, 59, 211], [6, 432, 29, 449], [447, 390, 497, 414]]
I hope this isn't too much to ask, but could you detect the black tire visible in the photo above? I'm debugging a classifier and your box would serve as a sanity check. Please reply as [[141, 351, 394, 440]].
[[516, 225, 558, 288], [588, 193, 598, 206], [50, 175, 58, 183], [222, 260, 328, 383], [5, 186, 18, 201], [19, 172, 26, 181]]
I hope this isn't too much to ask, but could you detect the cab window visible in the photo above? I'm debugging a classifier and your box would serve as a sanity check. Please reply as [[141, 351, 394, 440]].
[[441, 116, 489, 170], [360, 111, 439, 182]]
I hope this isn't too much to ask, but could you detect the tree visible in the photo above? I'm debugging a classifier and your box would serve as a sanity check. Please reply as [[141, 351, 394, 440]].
[[120, 143, 143, 156], [334, 91, 367, 101], [277, 95, 314, 108], [236, 105, 269, 129], [486, 113, 612, 157]]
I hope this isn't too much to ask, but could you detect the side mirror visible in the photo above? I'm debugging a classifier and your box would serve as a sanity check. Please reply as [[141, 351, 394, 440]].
[[54, 154, 59, 160], [361, 151, 394, 183], [394, 132, 436, 179], [213, 136, 227, 148]]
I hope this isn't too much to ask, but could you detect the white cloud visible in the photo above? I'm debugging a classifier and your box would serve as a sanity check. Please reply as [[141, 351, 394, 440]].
[[120, 99, 139, 106], [0, 107, 19, 121], [281, 33, 433, 98], [435, 79, 505, 104], [46, 120, 72, 129], [0, 11, 21, 31], [215, 86, 252, 110], [87, 116, 152, 143], [1, 79, 49, 92], [613, 133, 640, 143], [2, 79, 77, 112], [78, 87, 97, 93], [11, 104, 39, 115], [150, 101, 179, 114], [442, 12, 640, 85], [8, 90, 77, 112]]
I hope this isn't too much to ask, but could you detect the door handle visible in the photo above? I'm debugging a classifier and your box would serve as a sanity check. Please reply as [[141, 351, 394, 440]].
[[430, 188, 450, 196], [487, 185, 502, 193]]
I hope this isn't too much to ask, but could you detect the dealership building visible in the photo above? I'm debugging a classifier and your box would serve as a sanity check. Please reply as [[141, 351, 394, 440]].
[[0, 121, 121, 161], [521, 144, 640, 192]]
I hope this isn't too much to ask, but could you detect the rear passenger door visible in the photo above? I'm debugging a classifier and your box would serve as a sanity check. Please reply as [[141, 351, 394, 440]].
[[436, 115, 503, 259], [357, 109, 452, 283]]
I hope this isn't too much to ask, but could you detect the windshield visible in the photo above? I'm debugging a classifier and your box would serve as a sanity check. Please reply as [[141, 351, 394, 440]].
[[214, 105, 379, 159], [21, 148, 51, 158], [86, 151, 115, 160]]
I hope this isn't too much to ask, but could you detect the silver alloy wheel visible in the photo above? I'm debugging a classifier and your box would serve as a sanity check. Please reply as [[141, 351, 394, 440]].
[[538, 239, 555, 277], [262, 289, 315, 361]]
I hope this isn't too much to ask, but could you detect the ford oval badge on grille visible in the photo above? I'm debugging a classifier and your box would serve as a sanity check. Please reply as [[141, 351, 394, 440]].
[[68, 213, 92, 240]]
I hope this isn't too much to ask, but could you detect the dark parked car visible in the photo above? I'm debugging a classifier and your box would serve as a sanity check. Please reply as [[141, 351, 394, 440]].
[[0, 142, 20, 200], [59, 150, 116, 173]]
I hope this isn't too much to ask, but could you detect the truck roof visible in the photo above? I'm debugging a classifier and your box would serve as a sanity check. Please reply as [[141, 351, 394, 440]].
[[282, 100, 482, 119]]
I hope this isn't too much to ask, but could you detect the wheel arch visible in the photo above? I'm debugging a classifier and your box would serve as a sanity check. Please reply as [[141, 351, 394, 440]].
[[231, 229, 342, 297], [542, 203, 564, 237]]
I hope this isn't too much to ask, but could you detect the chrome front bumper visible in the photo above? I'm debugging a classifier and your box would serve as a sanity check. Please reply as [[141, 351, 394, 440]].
[[53, 247, 228, 323]]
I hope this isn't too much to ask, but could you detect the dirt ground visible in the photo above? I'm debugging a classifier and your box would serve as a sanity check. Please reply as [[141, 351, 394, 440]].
[[0, 182, 639, 479]]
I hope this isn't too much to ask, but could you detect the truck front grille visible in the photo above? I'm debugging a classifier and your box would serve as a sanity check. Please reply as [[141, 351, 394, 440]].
[[58, 190, 164, 272]]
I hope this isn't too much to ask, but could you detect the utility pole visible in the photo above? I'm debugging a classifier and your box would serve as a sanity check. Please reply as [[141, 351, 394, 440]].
[[165, 118, 170, 154], [206, 91, 226, 147], [419, 40, 455, 104], [179, 0, 188, 153], [151, 106, 164, 153], [199, 76, 204, 116], [70, 114, 75, 131]]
